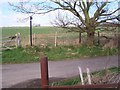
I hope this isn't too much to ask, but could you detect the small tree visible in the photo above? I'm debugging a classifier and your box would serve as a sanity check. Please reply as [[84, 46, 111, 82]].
[[9, 0, 120, 46]]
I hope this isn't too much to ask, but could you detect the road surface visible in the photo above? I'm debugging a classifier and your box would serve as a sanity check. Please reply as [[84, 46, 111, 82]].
[[2, 55, 119, 88]]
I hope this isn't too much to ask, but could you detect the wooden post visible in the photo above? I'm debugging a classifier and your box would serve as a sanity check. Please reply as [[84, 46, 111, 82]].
[[86, 68, 91, 84], [78, 66, 84, 85], [28, 35, 30, 45], [33, 33, 35, 45], [30, 16, 33, 46], [79, 31, 81, 44], [32, 34, 34, 45], [98, 31, 100, 46], [55, 32, 57, 47], [15, 34, 18, 48], [32, 33, 35, 45], [18, 33, 20, 46], [40, 53, 49, 89], [15, 33, 20, 48], [23, 37, 25, 47]]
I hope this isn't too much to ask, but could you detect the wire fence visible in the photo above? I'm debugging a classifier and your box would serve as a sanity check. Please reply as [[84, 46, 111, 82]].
[[2, 30, 119, 48], [22, 31, 118, 47]]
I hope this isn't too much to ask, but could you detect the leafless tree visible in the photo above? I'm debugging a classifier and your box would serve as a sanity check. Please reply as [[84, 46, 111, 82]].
[[9, 0, 120, 46], [51, 11, 84, 43]]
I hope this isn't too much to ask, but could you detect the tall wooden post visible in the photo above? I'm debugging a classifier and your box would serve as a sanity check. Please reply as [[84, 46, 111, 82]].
[[40, 54, 49, 89], [30, 16, 33, 46]]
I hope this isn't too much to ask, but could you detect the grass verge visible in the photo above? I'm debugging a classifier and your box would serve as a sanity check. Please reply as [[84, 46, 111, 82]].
[[2, 45, 118, 64], [50, 67, 119, 86]]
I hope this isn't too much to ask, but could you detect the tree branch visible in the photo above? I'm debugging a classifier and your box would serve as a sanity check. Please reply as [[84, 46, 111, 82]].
[[94, 2, 107, 20], [101, 8, 120, 16], [98, 16, 118, 24]]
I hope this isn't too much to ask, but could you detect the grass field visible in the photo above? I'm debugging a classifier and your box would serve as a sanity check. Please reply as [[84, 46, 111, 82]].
[[2, 26, 80, 46], [1, 26, 119, 64], [2, 26, 119, 37], [2, 26, 61, 37]]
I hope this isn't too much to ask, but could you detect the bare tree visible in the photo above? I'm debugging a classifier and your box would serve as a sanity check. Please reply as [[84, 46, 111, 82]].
[[9, 0, 120, 46], [51, 11, 83, 43]]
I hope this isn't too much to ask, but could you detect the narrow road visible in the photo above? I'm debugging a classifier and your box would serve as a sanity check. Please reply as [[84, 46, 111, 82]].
[[2, 55, 119, 88]]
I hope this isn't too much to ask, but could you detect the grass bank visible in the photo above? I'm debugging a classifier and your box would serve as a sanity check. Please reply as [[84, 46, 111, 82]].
[[50, 67, 119, 86], [2, 45, 118, 64]]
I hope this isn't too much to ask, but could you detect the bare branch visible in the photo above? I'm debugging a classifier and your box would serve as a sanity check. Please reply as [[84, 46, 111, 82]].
[[93, 2, 107, 20], [101, 8, 120, 16], [98, 16, 118, 24]]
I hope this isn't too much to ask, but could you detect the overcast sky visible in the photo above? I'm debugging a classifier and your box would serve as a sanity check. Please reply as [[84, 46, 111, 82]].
[[0, 0, 119, 27]]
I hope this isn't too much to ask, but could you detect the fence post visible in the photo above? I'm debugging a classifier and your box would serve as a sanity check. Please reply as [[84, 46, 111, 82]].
[[15, 33, 20, 48], [55, 32, 57, 47], [86, 68, 91, 84], [98, 31, 100, 46], [40, 54, 49, 89], [33, 33, 35, 45], [78, 66, 84, 85], [79, 31, 81, 44]]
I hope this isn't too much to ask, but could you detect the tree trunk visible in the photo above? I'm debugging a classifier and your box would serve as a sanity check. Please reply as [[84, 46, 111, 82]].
[[87, 31, 95, 46], [97, 31, 100, 46]]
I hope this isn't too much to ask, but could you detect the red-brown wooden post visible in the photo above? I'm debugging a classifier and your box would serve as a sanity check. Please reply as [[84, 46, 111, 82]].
[[40, 56, 49, 89]]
